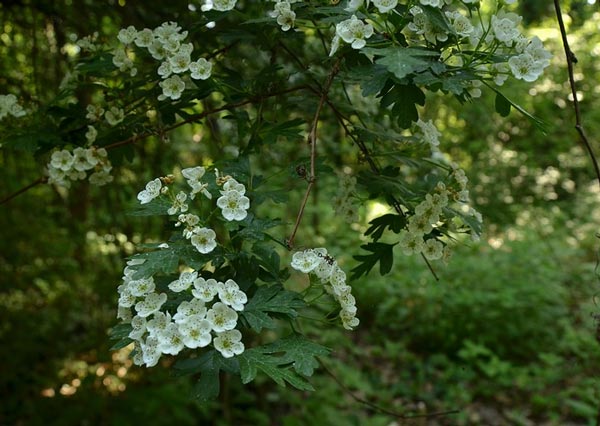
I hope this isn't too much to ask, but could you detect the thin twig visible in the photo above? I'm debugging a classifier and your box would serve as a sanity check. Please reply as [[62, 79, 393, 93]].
[[0, 86, 309, 205], [0, 176, 47, 205], [553, 0, 600, 189], [320, 359, 460, 421], [287, 60, 341, 250]]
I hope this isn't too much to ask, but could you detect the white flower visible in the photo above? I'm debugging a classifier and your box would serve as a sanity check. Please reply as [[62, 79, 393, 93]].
[[445, 11, 474, 37], [89, 168, 113, 186], [190, 227, 217, 254], [313, 257, 335, 283], [85, 125, 97, 144], [146, 311, 172, 337], [168, 191, 188, 215], [86, 104, 104, 121], [206, 302, 238, 332], [157, 61, 173, 78], [72, 147, 94, 172], [137, 178, 162, 204], [159, 75, 186, 100], [398, 231, 424, 255], [420, 0, 443, 7], [134, 292, 168, 317], [491, 11, 522, 44], [178, 315, 212, 348], [182, 166, 212, 199], [189, 58, 213, 80], [340, 309, 360, 330], [134, 28, 155, 47], [416, 119, 441, 148], [129, 315, 147, 341], [508, 53, 543, 82], [118, 289, 136, 308], [345, 0, 364, 12], [211, 0, 237, 11], [372, 0, 397, 13], [422, 238, 443, 260], [213, 329, 245, 358], [222, 178, 245, 195], [217, 279, 248, 311], [168, 270, 198, 292], [169, 51, 192, 74], [291, 250, 320, 273], [105, 106, 125, 126], [118, 26, 138, 44], [336, 15, 374, 50], [217, 191, 250, 221], [50, 150, 74, 172], [128, 277, 156, 297], [157, 323, 185, 355], [271, 2, 296, 31], [141, 336, 162, 367], [173, 298, 207, 324], [192, 277, 219, 302]]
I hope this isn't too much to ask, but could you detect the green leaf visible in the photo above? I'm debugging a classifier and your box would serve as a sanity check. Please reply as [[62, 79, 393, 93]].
[[364, 214, 406, 241], [364, 46, 439, 80], [173, 350, 239, 401], [108, 323, 133, 350], [421, 6, 453, 34], [351, 242, 397, 279], [128, 248, 180, 280], [127, 197, 172, 216], [241, 284, 306, 332], [238, 334, 330, 391], [397, 85, 426, 128], [494, 92, 512, 117], [235, 215, 282, 241], [487, 85, 547, 133]]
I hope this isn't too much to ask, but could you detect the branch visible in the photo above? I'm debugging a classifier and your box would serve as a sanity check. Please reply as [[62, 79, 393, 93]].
[[286, 60, 340, 250], [325, 100, 440, 281], [553, 0, 600, 189], [320, 359, 460, 421], [0, 85, 309, 205]]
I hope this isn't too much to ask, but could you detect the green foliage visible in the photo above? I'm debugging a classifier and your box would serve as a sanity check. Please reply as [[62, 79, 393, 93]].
[[1, 1, 600, 425]]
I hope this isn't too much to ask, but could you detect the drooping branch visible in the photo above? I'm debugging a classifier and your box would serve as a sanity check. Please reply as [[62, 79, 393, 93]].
[[553, 0, 600, 189], [0, 85, 309, 206], [324, 99, 440, 281]]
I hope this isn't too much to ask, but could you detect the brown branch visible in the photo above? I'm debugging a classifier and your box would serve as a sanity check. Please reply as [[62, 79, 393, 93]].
[[0, 85, 309, 205], [553, 0, 600, 189], [320, 359, 460, 421], [286, 60, 341, 250], [0, 176, 47, 205]]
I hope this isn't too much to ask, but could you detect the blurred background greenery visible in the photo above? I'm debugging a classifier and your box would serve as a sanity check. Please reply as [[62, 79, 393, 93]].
[[1, 0, 600, 425]]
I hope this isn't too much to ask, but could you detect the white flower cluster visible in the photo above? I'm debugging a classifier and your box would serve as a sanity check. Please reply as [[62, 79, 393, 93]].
[[114, 22, 213, 100], [270, 0, 301, 32], [216, 177, 250, 222], [398, 183, 449, 259], [136, 167, 250, 254], [0, 94, 26, 120], [291, 248, 359, 330], [85, 104, 125, 127], [415, 119, 442, 151], [326, 1, 552, 89], [117, 259, 248, 365], [330, 15, 374, 56], [46, 146, 113, 188], [332, 172, 359, 224]]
